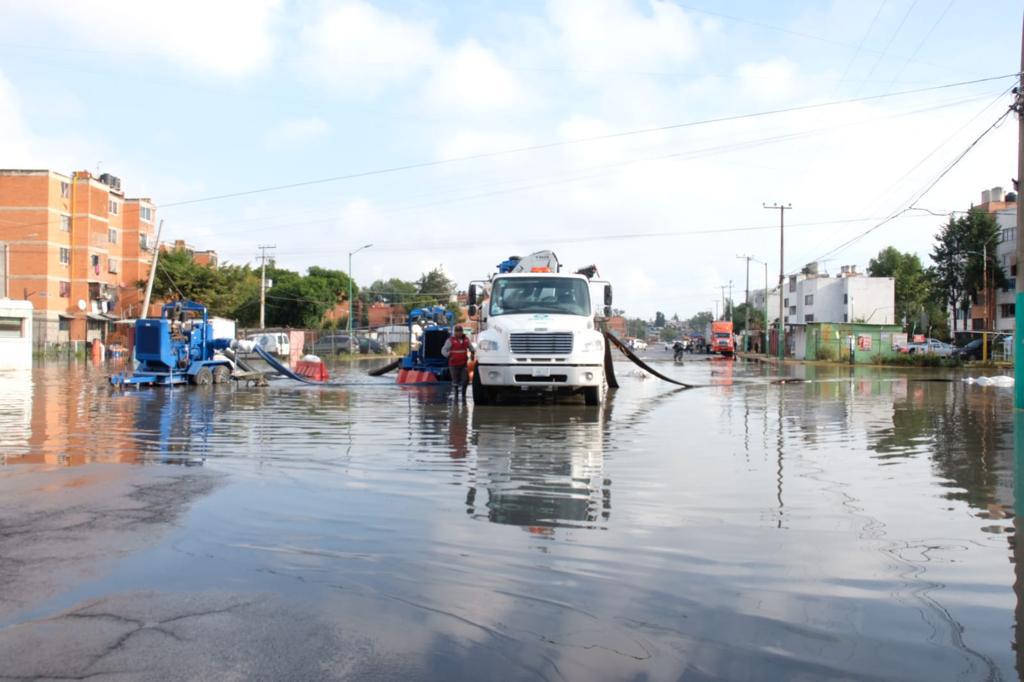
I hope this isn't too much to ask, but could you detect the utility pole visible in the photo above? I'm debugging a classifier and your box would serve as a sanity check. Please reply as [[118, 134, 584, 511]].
[[1015, 11, 1024, 407], [728, 280, 733, 321], [257, 244, 276, 329], [718, 285, 729, 320], [140, 219, 164, 319], [764, 203, 792, 360], [737, 255, 753, 352]]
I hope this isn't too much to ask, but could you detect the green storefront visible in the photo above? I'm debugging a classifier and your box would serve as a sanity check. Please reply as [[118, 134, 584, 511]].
[[802, 322, 905, 364]]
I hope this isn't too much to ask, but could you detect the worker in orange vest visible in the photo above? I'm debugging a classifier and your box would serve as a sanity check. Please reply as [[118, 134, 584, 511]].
[[441, 324, 476, 401]]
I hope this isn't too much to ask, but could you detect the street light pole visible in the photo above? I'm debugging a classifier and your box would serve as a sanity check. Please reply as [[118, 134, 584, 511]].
[[348, 243, 373, 353], [764, 203, 792, 360], [737, 255, 752, 352]]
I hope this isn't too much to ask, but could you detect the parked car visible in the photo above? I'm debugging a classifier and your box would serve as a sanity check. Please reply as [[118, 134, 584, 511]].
[[310, 334, 356, 355], [906, 338, 953, 357], [953, 338, 984, 361], [954, 335, 1011, 361]]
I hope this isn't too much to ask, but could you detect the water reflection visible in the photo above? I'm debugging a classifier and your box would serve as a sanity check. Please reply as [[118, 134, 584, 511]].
[[466, 404, 611, 531]]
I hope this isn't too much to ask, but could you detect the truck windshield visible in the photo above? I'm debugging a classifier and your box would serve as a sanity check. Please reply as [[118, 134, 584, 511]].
[[489, 277, 591, 316]]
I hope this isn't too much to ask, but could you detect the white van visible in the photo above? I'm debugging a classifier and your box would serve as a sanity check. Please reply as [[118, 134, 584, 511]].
[[248, 332, 290, 357]]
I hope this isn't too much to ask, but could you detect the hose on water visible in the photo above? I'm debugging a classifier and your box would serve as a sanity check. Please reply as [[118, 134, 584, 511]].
[[603, 331, 695, 389], [367, 358, 402, 376]]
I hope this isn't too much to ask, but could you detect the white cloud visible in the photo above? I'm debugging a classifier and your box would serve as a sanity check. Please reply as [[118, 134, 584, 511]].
[[264, 117, 331, 149], [546, 0, 700, 74], [425, 40, 532, 114], [299, 0, 437, 96], [4, 1, 280, 77], [736, 58, 800, 103]]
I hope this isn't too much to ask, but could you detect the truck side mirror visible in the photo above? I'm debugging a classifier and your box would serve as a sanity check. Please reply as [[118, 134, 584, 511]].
[[468, 285, 477, 306], [468, 304, 477, 317], [603, 305, 611, 318], [604, 284, 612, 306]]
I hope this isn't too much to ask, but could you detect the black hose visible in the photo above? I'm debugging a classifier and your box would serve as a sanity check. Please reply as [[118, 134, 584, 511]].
[[368, 358, 402, 376], [604, 332, 695, 389]]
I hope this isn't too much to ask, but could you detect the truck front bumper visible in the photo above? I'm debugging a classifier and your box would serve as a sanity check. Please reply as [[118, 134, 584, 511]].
[[475, 362, 604, 389]]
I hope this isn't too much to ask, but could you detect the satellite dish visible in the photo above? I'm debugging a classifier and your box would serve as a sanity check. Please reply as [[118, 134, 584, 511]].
[[77, 299, 86, 311]]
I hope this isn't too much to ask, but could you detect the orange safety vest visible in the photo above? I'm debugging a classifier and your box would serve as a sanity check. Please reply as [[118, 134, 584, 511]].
[[448, 336, 470, 367]]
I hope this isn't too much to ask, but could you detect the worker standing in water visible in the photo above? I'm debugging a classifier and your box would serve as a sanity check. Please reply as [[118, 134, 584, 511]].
[[442, 324, 476, 401]]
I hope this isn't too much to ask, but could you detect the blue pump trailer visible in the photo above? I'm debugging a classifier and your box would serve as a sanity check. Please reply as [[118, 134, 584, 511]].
[[110, 300, 235, 387]]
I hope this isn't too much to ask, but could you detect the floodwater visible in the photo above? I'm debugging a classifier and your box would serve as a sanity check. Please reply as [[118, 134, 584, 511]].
[[0, 353, 1020, 681]]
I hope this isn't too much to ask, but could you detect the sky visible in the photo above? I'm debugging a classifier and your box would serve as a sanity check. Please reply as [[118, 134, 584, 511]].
[[1, 0, 1021, 319]]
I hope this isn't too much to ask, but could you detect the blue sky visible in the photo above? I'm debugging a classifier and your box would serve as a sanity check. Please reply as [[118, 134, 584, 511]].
[[1, 0, 1021, 317]]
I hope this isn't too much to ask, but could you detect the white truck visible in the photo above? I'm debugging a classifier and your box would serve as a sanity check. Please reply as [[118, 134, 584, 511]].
[[468, 251, 613, 406]]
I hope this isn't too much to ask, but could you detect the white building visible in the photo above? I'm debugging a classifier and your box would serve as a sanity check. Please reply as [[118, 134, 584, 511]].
[[751, 263, 895, 327], [0, 299, 33, 369]]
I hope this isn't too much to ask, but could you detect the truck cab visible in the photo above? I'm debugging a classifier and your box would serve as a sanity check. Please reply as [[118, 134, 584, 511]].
[[469, 251, 612, 405]]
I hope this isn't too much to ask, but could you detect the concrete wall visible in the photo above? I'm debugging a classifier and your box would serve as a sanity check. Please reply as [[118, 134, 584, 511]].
[[0, 299, 33, 369]]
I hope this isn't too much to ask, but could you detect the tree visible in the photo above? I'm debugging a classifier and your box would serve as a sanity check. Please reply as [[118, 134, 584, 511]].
[[414, 267, 456, 308], [867, 247, 929, 331], [731, 303, 765, 335], [682, 311, 713, 334], [931, 209, 1004, 331], [660, 326, 680, 342], [626, 318, 647, 338], [654, 311, 666, 328]]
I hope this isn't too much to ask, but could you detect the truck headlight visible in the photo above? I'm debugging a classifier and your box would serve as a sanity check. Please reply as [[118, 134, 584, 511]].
[[479, 339, 499, 351], [581, 339, 603, 352]]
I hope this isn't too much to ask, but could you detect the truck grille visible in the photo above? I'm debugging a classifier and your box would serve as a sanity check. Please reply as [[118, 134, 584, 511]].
[[509, 332, 573, 355]]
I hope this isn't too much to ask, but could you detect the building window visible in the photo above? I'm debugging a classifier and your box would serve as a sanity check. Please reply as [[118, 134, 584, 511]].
[[843, 313, 848, 322], [108, 228, 117, 244], [59, 247, 70, 265], [783, 298, 789, 307], [60, 181, 70, 198], [788, 277, 796, 292], [1002, 227, 1016, 243], [108, 258, 118, 274], [843, 293, 848, 304], [1001, 303, 1016, 318], [140, 206, 152, 222], [58, 317, 70, 332], [0, 317, 24, 338], [60, 214, 70, 232], [59, 281, 70, 298], [108, 200, 119, 215], [804, 294, 814, 305], [804, 314, 814, 323], [1012, 265, 1018, 277], [139, 233, 150, 251], [91, 254, 100, 275], [789, 306, 796, 315]]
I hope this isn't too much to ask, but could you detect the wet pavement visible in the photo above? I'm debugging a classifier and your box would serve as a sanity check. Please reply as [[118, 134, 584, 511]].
[[0, 352, 1020, 681]]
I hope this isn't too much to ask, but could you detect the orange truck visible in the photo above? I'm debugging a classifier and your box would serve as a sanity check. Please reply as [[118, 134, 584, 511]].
[[705, 320, 735, 356]]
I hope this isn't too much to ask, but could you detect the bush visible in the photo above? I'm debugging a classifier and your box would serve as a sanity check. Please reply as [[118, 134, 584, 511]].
[[816, 345, 837, 361], [878, 353, 961, 368]]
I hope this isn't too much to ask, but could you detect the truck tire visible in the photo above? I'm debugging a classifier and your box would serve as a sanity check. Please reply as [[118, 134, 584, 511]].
[[212, 365, 230, 384], [472, 371, 493, 405], [191, 367, 213, 386], [583, 384, 603, 406]]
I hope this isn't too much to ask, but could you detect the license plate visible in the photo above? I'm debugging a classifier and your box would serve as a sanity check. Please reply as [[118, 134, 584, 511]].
[[531, 367, 551, 377]]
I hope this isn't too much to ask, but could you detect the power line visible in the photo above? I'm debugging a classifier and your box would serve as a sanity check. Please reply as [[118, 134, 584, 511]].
[[809, 106, 1012, 264], [178, 88, 1000, 241], [233, 213, 938, 258], [159, 72, 1019, 209], [857, 0, 918, 95], [882, 0, 955, 94]]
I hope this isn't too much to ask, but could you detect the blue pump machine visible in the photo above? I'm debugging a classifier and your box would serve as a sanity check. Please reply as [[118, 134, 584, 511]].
[[110, 300, 234, 387], [397, 306, 455, 382]]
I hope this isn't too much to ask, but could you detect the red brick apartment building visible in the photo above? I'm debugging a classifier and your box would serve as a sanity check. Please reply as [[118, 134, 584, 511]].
[[0, 169, 157, 345]]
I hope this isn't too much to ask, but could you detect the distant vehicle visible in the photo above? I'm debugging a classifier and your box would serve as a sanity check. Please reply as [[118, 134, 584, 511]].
[[906, 338, 953, 357], [953, 338, 984, 361], [629, 338, 647, 351], [310, 334, 355, 355], [704, 320, 735, 356], [954, 335, 1010, 361], [248, 331, 290, 357]]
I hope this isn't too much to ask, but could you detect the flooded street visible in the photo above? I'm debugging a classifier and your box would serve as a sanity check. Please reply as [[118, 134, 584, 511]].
[[0, 356, 1020, 681]]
